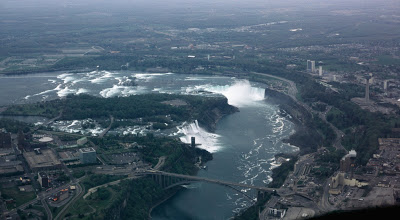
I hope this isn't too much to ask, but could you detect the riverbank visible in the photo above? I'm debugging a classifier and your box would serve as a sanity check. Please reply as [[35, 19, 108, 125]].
[[148, 189, 179, 219], [228, 73, 320, 219]]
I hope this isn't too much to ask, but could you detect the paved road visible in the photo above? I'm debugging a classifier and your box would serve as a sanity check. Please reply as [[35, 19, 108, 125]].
[[251, 72, 298, 99], [318, 178, 335, 213], [318, 106, 346, 151], [54, 181, 83, 220], [154, 156, 166, 170], [41, 198, 52, 220], [99, 115, 114, 138], [259, 196, 279, 220], [6, 175, 86, 219]]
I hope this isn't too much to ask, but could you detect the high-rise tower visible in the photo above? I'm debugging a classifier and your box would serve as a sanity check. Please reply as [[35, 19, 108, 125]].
[[311, 61, 316, 73], [307, 60, 311, 71], [384, 80, 388, 93], [365, 75, 372, 102]]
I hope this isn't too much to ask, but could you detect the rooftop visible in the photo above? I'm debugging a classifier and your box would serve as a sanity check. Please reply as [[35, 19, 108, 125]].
[[79, 147, 96, 153], [23, 149, 61, 170]]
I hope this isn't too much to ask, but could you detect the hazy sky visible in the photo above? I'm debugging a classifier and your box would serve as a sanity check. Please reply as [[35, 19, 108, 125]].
[[2, 0, 398, 10], [1, 0, 399, 22]]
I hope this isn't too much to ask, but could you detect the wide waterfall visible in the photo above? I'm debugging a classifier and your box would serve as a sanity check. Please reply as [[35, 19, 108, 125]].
[[177, 120, 221, 153], [188, 80, 265, 107]]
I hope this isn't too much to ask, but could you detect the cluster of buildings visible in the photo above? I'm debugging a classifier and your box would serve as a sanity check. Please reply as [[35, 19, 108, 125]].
[[368, 138, 400, 185], [327, 138, 400, 208], [329, 150, 369, 195], [306, 60, 323, 76], [304, 54, 400, 116], [0, 129, 97, 199], [20, 135, 96, 173]]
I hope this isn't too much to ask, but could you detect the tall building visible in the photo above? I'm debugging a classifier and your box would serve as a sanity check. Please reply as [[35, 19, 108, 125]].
[[0, 131, 11, 148], [365, 76, 371, 102], [0, 132, 11, 148], [79, 147, 97, 164], [340, 150, 357, 173], [311, 61, 316, 73], [38, 172, 49, 188], [191, 137, 196, 147], [319, 66, 323, 76], [384, 80, 388, 93], [307, 60, 311, 71]]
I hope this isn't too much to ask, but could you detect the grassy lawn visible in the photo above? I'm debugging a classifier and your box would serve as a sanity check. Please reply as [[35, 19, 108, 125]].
[[65, 185, 119, 220], [0, 186, 36, 209], [28, 205, 48, 220]]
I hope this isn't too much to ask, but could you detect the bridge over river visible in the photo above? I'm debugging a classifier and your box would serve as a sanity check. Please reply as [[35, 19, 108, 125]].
[[139, 170, 277, 192], [135, 169, 281, 203]]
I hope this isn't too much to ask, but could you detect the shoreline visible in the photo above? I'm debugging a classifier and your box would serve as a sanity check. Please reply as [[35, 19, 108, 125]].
[[148, 91, 305, 220], [148, 189, 180, 219]]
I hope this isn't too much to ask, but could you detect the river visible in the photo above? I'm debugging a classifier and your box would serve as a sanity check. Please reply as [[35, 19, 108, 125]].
[[0, 71, 298, 219]]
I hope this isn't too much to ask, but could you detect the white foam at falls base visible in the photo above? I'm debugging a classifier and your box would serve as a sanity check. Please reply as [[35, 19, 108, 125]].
[[186, 80, 265, 107], [77, 88, 89, 94], [89, 71, 117, 84], [57, 73, 73, 80], [56, 86, 78, 97], [177, 120, 221, 153]]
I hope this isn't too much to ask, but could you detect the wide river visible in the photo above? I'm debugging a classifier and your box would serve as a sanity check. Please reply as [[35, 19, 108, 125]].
[[0, 71, 297, 219]]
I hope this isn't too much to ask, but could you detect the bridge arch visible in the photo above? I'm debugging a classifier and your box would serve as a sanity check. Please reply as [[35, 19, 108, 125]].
[[141, 170, 277, 204]]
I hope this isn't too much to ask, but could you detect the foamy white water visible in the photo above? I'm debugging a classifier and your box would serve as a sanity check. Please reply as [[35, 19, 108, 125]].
[[185, 80, 265, 107], [135, 72, 173, 82], [177, 120, 221, 153]]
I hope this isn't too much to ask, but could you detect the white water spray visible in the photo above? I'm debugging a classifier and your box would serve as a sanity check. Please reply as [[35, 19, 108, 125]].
[[186, 80, 265, 107], [177, 120, 221, 153]]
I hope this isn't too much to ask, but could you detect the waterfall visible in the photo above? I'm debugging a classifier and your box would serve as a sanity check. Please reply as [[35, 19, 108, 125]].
[[177, 120, 221, 153], [188, 80, 265, 107]]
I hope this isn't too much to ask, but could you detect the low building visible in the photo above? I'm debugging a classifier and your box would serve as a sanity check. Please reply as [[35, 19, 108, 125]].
[[377, 180, 390, 188], [329, 172, 369, 195], [268, 208, 286, 218], [58, 150, 80, 162], [23, 149, 62, 171], [0, 148, 14, 157], [0, 150, 23, 175], [77, 137, 88, 146], [79, 147, 96, 164], [0, 160, 23, 176], [38, 136, 53, 143]]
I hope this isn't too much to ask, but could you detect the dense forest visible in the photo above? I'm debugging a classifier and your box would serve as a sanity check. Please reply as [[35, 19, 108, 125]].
[[0, 118, 32, 133]]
